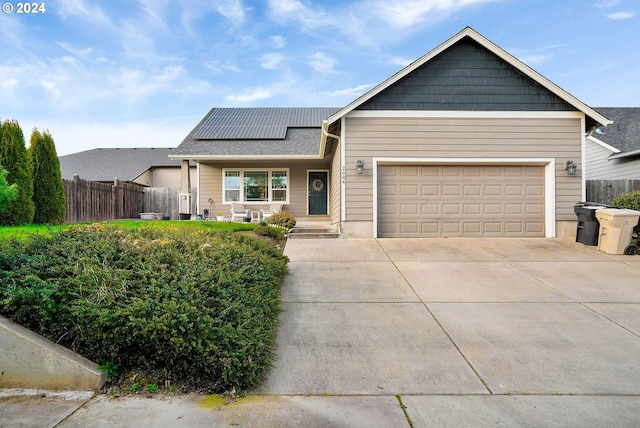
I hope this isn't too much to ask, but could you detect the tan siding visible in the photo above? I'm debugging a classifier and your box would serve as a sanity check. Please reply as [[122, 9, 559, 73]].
[[197, 160, 329, 219], [329, 141, 342, 225], [344, 116, 582, 223]]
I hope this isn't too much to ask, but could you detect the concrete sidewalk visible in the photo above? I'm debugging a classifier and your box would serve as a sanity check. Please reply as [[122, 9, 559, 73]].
[[2, 238, 640, 427]]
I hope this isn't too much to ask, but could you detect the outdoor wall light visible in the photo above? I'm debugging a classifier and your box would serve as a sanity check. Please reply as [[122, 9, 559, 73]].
[[356, 160, 364, 174], [565, 160, 577, 176]]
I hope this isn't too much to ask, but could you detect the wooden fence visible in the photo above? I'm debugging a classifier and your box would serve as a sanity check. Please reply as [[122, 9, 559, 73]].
[[63, 175, 145, 223], [586, 180, 640, 205], [143, 187, 197, 220]]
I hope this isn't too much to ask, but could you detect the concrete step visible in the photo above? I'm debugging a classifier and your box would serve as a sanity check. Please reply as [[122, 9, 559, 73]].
[[288, 232, 341, 239], [288, 225, 340, 239]]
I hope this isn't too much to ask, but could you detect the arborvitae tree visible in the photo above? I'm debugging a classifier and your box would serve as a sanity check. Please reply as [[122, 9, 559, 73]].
[[0, 119, 35, 225], [28, 129, 66, 224], [0, 165, 19, 212]]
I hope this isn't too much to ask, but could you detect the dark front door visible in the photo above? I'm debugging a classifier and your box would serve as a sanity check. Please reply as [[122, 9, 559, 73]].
[[308, 171, 328, 215]]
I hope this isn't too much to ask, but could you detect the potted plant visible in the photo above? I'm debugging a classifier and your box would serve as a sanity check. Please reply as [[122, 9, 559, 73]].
[[216, 211, 225, 221]]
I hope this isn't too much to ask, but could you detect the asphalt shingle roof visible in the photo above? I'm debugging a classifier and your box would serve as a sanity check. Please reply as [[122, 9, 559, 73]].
[[593, 107, 640, 154], [175, 107, 341, 158], [59, 148, 187, 182]]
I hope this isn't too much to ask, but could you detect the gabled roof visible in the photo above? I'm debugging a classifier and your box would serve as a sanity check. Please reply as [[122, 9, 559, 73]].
[[589, 107, 640, 160], [173, 107, 340, 159], [326, 26, 611, 128], [59, 148, 191, 182]]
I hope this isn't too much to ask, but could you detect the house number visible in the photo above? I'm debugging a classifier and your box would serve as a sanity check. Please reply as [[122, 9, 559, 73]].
[[341, 166, 346, 183]]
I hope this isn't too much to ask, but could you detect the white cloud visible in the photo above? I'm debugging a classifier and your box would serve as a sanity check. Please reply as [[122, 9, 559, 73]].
[[327, 83, 375, 97], [261, 53, 285, 70], [594, 0, 621, 7], [361, 0, 497, 28], [215, 0, 249, 24], [204, 60, 242, 74], [387, 56, 414, 67], [267, 0, 328, 30], [605, 11, 634, 20], [271, 35, 286, 49], [225, 89, 272, 104], [309, 52, 337, 74], [57, 42, 93, 59], [57, 0, 114, 29], [518, 54, 551, 65]]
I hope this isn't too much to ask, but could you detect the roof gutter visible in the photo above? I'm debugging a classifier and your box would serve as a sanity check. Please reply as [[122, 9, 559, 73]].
[[319, 120, 341, 157], [608, 147, 640, 160]]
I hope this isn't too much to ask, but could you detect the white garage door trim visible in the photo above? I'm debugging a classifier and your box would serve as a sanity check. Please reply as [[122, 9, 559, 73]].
[[372, 158, 556, 238]]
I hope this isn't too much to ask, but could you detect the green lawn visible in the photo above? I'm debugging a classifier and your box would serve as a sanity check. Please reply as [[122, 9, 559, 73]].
[[0, 220, 258, 241]]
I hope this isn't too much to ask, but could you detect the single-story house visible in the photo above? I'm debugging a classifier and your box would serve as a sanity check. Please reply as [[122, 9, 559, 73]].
[[172, 27, 611, 239], [60, 148, 195, 187], [586, 108, 640, 180]]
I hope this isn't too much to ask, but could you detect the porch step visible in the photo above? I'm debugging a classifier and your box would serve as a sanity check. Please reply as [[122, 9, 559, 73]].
[[288, 225, 341, 239]]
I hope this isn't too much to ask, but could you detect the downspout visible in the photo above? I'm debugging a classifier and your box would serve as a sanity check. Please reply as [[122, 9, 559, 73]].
[[321, 121, 344, 228]]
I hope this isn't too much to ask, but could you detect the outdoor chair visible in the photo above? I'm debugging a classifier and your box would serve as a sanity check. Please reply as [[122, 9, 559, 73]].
[[230, 203, 249, 222], [260, 203, 282, 222]]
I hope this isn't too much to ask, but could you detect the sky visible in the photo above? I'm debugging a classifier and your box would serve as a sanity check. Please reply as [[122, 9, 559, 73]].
[[0, 0, 638, 156]]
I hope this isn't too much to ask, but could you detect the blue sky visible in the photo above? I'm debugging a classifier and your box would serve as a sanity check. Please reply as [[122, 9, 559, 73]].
[[0, 0, 638, 155]]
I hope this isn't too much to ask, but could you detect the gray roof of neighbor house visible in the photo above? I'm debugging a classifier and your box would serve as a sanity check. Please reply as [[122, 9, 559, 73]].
[[591, 108, 640, 159], [172, 107, 341, 159], [59, 148, 192, 182]]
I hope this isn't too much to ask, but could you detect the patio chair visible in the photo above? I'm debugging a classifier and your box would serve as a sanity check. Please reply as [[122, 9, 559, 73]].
[[230, 203, 249, 222], [260, 203, 282, 222]]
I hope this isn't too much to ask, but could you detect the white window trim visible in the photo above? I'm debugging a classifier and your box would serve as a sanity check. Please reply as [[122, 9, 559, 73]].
[[222, 168, 290, 204]]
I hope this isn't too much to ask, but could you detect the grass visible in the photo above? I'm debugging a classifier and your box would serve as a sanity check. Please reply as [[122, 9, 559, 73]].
[[0, 220, 258, 241]]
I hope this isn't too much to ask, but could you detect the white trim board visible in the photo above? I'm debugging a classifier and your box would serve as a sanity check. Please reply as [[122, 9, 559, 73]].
[[372, 157, 556, 238], [347, 110, 584, 119]]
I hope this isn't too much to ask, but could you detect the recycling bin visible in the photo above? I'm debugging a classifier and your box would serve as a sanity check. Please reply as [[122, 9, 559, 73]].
[[595, 208, 640, 254], [574, 202, 611, 246]]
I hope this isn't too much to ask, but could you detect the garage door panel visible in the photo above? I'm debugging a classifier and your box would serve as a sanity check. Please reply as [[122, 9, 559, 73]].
[[378, 165, 544, 237]]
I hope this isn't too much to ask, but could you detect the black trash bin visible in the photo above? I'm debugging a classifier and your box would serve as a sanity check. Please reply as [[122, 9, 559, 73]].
[[574, 202, 612, 246]]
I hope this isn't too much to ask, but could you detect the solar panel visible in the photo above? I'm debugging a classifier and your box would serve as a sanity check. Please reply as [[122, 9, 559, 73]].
[[191, 107, 339, 140]]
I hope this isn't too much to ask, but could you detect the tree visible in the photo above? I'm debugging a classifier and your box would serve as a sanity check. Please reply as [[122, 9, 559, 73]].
[[28, 129, 66, 224], [0, 119, 34, 225], [0, 165, 18, 212]]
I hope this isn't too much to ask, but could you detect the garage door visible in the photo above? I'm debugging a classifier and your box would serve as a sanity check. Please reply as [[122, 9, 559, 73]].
[[378, 165, 544, 237]]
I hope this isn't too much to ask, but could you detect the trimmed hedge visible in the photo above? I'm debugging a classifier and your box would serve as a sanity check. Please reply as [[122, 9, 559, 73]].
[[0, 223, 288, 392]]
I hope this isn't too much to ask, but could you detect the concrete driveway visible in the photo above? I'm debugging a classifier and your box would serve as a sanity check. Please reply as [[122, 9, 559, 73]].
[[255, 237, 640, 426]]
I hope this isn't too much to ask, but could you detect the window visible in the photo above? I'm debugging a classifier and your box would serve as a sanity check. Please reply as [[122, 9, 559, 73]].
[[223, 169, 289, 203], [224, 171, 241, 201], [244, 171, 268, 202], [271, 171, 287, 202]]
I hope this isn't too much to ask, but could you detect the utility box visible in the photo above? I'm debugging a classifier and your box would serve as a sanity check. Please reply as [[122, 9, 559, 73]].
[[574, 202, 611, 246], [595, 208, 640, 255]]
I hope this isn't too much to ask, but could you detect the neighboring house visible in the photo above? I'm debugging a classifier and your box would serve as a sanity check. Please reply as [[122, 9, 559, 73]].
[[59, 148, 195, 187], [586, 108, 640, 180], [172, 27, 611, 239]]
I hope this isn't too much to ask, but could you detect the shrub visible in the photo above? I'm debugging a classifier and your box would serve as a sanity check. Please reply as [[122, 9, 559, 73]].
[[268, 211, 296, 229], [0, 120, 34, 225], [0, 223, 288, 392], [254, 224, 285, 238], [612, 190, 640, 211], [0, 165, 18, 212], [28, 129, 65, 224]]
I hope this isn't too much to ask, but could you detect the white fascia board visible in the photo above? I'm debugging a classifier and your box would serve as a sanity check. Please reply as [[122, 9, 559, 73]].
[[340, 117, 346, 222], [372, 157, 557, 238], [169, 154, 323, 161], [346, 110, 584, 119], [586, 135, 622, 154]]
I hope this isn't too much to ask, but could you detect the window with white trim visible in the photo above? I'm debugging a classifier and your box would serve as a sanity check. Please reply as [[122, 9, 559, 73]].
[[223, 169, 289, 203]]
